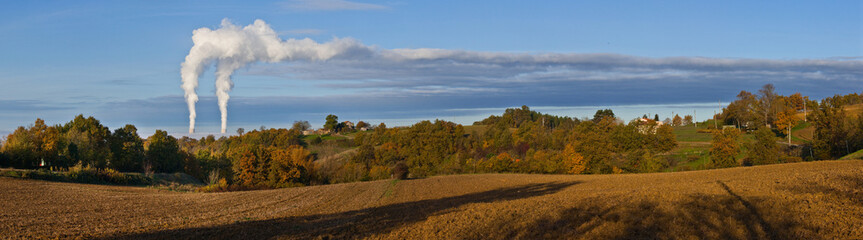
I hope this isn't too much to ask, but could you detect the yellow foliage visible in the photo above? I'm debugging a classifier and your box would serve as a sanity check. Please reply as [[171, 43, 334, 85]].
[[368, 165, 391, 180], [562, 144, 587, 174]]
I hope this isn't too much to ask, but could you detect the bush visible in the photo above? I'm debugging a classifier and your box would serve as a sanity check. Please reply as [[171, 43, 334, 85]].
[[310, 136, 323, 145], [392, 161, 409, 180], [197, 178, 229, 192]]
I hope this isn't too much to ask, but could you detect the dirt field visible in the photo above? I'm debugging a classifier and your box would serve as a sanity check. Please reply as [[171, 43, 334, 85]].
[[2, 160, 862, 239]]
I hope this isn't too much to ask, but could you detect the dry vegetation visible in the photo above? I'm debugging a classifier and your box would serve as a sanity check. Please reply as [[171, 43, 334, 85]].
[[2, 160, 862, 239]]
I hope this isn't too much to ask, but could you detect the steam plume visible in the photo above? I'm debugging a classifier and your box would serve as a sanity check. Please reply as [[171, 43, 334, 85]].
[[181, 19, 370, 133], [182, 19, 863, 134]]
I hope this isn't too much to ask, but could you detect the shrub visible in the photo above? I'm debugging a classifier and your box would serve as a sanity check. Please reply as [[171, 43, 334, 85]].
[[197, 178, 229, 192], [392, 161, 409, 180], [310, 136, 323, 145]]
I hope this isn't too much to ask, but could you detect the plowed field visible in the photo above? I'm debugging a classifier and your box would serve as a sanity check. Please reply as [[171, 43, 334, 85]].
[[2, 160, 862, 239]]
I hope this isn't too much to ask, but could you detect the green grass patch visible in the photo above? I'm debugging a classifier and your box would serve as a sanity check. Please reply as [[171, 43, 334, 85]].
[[380, 179, 399, 198], [673, 125, 713, 142], [839, 149, 863, 160], [0, 166, 152, 186], [463, 125, 490, 136], [791, 121, 811, 131], [303, 134, 347, 141], [667, 143, 711, 171]]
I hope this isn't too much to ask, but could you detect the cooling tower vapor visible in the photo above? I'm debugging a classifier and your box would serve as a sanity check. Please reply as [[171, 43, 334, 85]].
[[180, 19, 372, 133]]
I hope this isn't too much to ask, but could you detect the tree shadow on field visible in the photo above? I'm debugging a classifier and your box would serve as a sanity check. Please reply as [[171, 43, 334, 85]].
[[779, 173, 863, 207], [106, 181, 578, 240], [500, 181, 817, 239]]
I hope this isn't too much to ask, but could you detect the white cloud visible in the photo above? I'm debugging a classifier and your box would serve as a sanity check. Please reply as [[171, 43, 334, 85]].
[[280, 0, 388, 11]]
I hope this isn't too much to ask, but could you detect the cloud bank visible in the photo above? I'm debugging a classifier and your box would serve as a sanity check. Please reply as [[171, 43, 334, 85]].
[[181, 19, 862, 134]]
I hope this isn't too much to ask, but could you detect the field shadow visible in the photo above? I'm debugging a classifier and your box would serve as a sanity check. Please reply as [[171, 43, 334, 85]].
[[779, 173, 863, 207], [105, 181, 578, 239], [494, 181, 816, 239]]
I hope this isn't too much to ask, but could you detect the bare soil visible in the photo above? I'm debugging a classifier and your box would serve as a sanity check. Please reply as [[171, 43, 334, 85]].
[[2, 160, 862, 239]]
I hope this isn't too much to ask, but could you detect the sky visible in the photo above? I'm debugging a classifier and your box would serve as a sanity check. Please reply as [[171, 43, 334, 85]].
[[1, 0, 861, 137]]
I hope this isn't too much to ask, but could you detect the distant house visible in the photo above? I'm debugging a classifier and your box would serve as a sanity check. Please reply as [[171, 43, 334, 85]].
[[343, 121, 355, 130], [302, 130, 315, 135], [636, 118, 663, 134], [639, 118, 665, 126]]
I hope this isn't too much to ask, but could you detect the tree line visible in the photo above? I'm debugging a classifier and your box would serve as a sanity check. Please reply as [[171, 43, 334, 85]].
[[3, 86, 860, 190], [343, 105, 677, 181], [711, 84, 863, 167]]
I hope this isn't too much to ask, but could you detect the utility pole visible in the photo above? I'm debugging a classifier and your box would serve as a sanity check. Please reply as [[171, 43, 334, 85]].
[[694, 110, 697, 128], [788, 125, 792, 145], [714, 110, 718, 129]]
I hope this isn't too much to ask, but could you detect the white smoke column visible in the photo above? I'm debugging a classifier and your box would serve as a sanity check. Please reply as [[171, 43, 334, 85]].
[[180, 19, 371, 133]]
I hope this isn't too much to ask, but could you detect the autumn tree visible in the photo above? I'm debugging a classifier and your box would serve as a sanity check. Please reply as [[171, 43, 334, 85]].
[[561, 143, 587, 174], [710, 128, 741, 168], [683, 115, 693, 126], [0, 119, 65, 168], [672, 114, 683, 127], [757, 83, 779, 127], [723, 91, 758, 128], [267, 145, 313, 187], [788, 93, 805, 111], [232, 146, 266, 186], [774, 108, 799, 144], [356, 121, 369, 130]]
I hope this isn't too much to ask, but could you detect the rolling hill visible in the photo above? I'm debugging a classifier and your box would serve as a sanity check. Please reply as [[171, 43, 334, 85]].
[[1, 160, 861, 239]]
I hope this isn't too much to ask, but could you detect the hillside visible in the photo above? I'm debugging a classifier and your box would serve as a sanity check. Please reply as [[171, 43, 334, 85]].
[[2, 160, 862, 239], [791, 103, 863, 143]]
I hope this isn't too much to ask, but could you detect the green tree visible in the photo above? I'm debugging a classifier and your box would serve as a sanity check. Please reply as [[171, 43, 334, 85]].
[[109, 124, 145, 172], [593, 109, 615, 123], [746, 127, 779, 165], [324, 114, 339, 132], [60, 115, 112, 168], [292, 121, 311, 131], [811, 96, 849, 159], [710, 128, 741, 168], [145, 130, 182, 173]]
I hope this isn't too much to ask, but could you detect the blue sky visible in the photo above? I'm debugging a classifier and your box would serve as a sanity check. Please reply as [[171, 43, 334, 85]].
[[1, 0, 861, 137]]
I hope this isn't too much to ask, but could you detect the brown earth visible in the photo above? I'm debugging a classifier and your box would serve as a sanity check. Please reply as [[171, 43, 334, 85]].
[[2, 160, 862, 239]]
